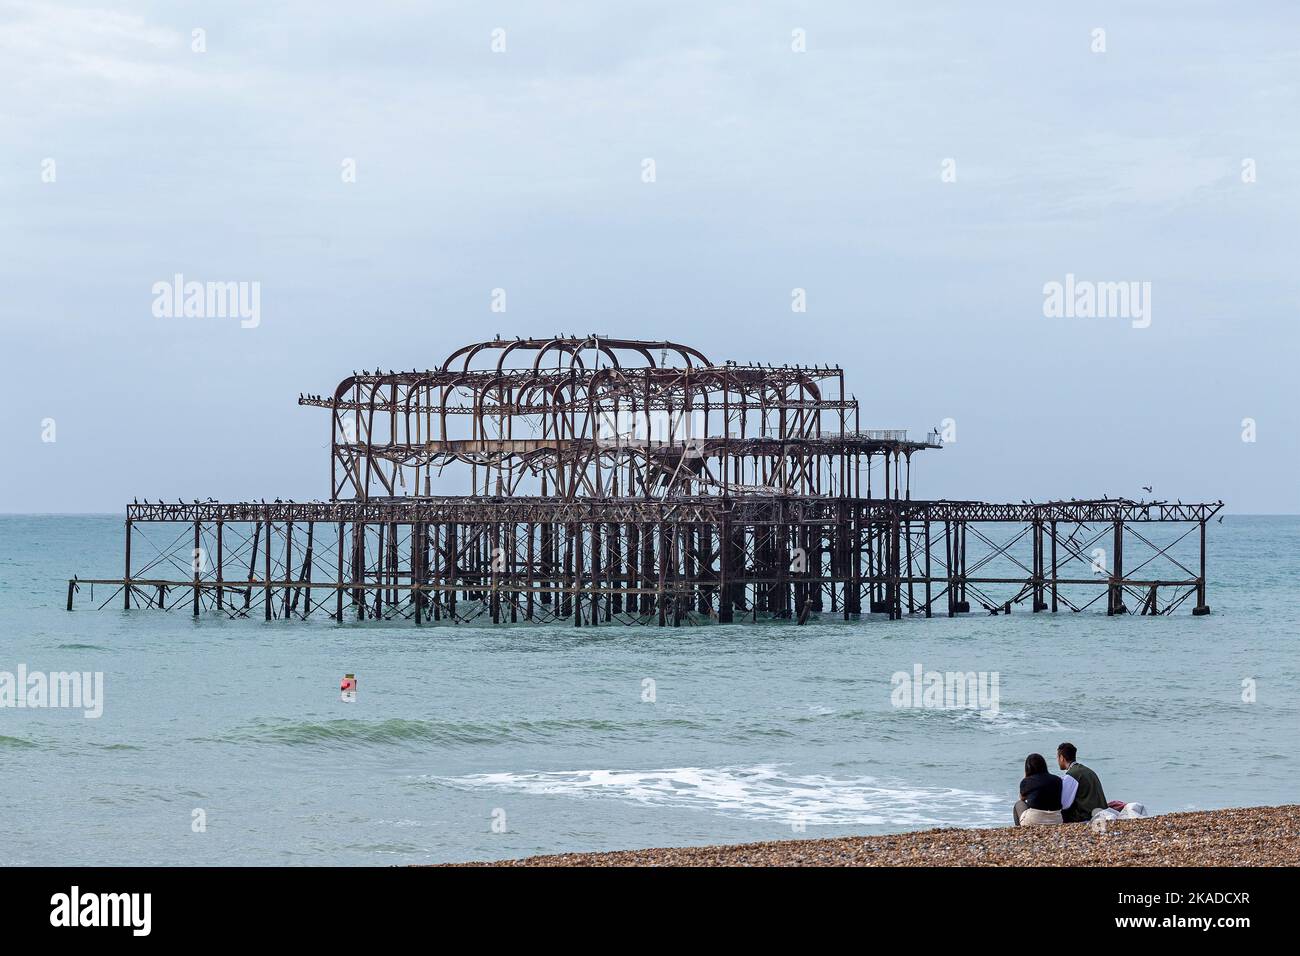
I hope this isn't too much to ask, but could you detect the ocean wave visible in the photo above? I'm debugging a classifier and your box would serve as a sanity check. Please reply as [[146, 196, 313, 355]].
[[0, 734, 38, 749], [949, 707, 1063, 733], [206, 715, 689, 748], [429, 764, 1007, 828], [883, 705, 1062, 735]]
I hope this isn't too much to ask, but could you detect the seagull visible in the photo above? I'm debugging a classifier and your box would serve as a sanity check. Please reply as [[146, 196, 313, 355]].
[[1217, 515, 1224, 523], [1142, 485, 1153, 493]]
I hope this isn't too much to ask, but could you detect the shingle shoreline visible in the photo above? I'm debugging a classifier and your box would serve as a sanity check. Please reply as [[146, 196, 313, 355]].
[[448, 805, 1299, 867]]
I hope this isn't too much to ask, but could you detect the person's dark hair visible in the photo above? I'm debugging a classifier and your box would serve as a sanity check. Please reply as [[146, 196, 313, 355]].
[[1057, 742, 1077, 762], [1024, 753, 1048, 776]]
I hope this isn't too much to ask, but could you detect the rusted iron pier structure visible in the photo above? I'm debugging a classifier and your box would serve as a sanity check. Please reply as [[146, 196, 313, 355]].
[[68, 336, 1221, 625]]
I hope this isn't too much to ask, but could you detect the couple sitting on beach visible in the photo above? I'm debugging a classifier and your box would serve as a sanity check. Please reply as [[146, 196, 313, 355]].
[[1013, 742, 1107, 826]]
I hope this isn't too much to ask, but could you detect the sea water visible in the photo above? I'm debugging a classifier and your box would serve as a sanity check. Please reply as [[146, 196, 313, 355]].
[[0, 514, 1295, 865]]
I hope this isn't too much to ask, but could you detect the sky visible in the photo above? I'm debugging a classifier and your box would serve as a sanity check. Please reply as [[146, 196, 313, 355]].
[[2, 0, 1297, 513]]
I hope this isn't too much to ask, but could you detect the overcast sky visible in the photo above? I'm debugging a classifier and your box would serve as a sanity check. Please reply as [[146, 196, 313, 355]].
[[3, 1, 1297, 512]]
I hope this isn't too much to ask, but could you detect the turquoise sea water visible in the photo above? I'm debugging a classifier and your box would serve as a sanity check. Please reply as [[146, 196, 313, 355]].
[[0, 514, 1295, 865]]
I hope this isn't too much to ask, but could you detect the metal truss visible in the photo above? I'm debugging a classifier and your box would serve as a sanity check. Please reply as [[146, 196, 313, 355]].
[[68, 335, 1223, 624]]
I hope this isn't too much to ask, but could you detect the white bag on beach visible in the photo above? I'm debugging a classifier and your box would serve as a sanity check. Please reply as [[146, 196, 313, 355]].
[[1091, 807, 1120, 822], [1118, 802, 1148, 818]]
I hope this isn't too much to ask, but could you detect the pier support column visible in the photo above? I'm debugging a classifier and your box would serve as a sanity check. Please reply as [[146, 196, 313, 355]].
[[335, 522, 344, 621], [656, 522, 668, 627], [539, 523, 553, 608], [122, 520, 132, 608], [1032, 520, 1047, 612], [697, 524, 712, 616], [775, 517, 790, 620], [246, 522, 260, 612], [1050, 520, 1059, 613], [944, 521, 955, 617], [846, 503, 862, 617], [525, 522, 535, 621], [412, 522, 423, 626], [718, 514, 734, 623], [574, 522, 585, 629], [264, 518, 273, 621], [193, 519, 201, 617], [1193, 518, 1211, 615], [924, 521, 932, 618], [283, 521, 295, 619], [447, 524, 458, 620], [491, 521, 501, 625], [954, 522, 970, 613], [298, 521, 314, 619], [1108, 519, 1127, 616], [904, 519, 915, 615], [352, 521, 365, 620], [216, 519, 224, 610], [888, 515, 901, 619]]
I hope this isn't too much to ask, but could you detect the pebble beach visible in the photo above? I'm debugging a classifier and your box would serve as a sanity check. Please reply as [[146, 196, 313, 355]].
[[460, 806, 1299, 867]]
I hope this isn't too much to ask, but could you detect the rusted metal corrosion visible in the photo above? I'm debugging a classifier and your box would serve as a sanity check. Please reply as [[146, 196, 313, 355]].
[[69, 335, 1222, 625]]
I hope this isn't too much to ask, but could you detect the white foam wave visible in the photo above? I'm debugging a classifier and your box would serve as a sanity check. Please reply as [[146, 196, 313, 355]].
[[431, 764, 1007, 828], [949, 708, 1064, 734]]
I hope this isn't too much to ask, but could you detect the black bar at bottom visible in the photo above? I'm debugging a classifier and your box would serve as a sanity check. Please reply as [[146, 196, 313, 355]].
[[0, 865, 1277, 940]]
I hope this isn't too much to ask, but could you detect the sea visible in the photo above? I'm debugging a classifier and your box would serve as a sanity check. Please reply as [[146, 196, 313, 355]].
[[0, 514, 1294, 865]]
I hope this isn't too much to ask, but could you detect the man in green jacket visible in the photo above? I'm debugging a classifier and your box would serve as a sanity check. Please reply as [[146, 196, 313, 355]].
[[1058, 742, 1108, 823]]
